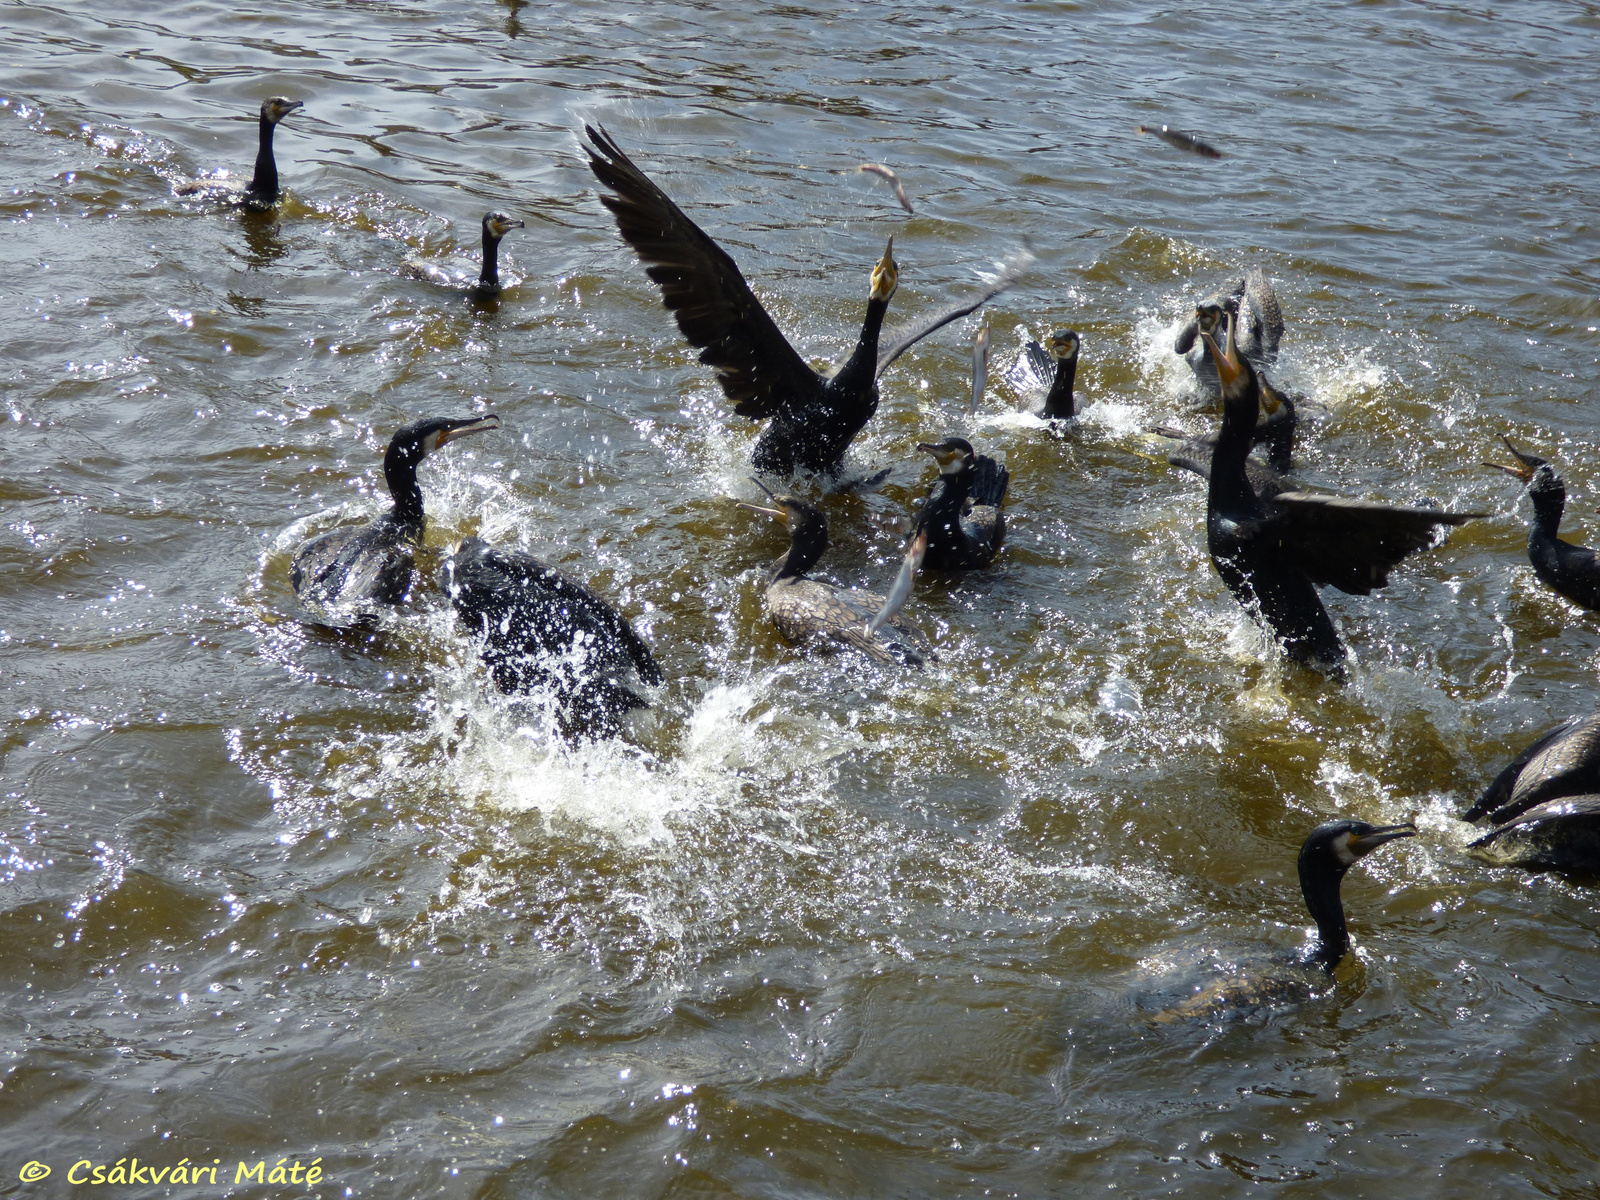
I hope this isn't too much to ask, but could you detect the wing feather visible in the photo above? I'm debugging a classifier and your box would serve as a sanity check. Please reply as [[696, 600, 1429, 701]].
[[1265, 492, 1487, 595]]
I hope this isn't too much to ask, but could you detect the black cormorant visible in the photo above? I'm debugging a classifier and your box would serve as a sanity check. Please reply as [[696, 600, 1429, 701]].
[[403, 212, 524, 299], [913, 438, 1008, 570], [290, 414, 500, 621], [1199, 311, 1485, 671], [1021, 329, 1080, 420], [1483, 436, 1600, 610], [444, 536, 663, 737], [1174, 267, 1283, 395], [737, 482, 932, 665], [1463, 713, 1600, 871], [178, 97, 303, 211], [585, 125, 1025, 477], [1141, 820, 1416, 1021]]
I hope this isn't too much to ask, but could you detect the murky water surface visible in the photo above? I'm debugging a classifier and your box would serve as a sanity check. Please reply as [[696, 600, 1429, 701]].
[[4, 1, 1600, 1195]]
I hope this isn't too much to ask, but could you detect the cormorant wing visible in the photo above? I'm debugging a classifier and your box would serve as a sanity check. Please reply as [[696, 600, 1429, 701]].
[[1471, 793, 1600, 849], [1266, 492, 1487, 596], [874, 250, 1032, 378], [1023, 339, 1056, 386], [1464, 716, 1584, 822], [585, 125, 819, 421]]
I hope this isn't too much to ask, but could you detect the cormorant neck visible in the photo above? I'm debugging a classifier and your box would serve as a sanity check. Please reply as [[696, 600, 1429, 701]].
[[248, 113, 280, 202], [1260, 396, 1295, 473], [1208, 380, 1263, 515], [771, 518, 827, 581], [1529, 475, 1566, 539], [918, 468, 971, 535], [383, 450, 426, 535], [830, 295, 890, 397], [478, 228, 503, 290], [1300, 864, 1351, 973], [1040, 354, 1078, 419]]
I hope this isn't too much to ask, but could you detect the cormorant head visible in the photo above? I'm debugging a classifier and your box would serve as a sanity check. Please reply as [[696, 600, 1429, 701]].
[[384, 413, 501, 475], [482, 211, 525, 243], [1198, 309, 1276, 412], [1482, 435, 1550, 486], [1045, 329, 1080, 363], [735, 478, 824, 533], [260, 97, 303, 126], [917, 438, 975, 476], [869, 237, 899, 303], [1194, 301, 1228, 342], [1300, 819, 1417, 874]]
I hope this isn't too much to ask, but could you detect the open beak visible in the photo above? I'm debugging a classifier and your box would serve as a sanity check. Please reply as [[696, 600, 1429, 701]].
[[1481, 435, 1539, 482], [870, 236, 898, 301], [1347, 822, 1418, 856], [1198, 310, 1246, 397], [436, 413, 501, 447], [735, 500, 788, 524]]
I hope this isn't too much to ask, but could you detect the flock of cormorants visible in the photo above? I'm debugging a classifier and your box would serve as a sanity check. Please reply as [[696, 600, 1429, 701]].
[[180, 97, 1600, 1017]]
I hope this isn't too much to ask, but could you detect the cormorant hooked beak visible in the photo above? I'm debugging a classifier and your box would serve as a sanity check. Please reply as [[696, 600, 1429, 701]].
[[485, 212, 525, 239], [1481, 434, 1544, 483], [433, 413, 501, 449], [735, 476, 791, 524], [1045, 329, 1080, 360], [870, 236, 898, 302], [917, 440, 970, 474], [1344, 822, 1418, 859], [264, 97, 304, 124]]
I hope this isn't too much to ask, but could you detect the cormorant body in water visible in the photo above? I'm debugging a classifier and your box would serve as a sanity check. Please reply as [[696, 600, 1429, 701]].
[[178, 97, 303, 212], [585, 125, 1025, 477], [404, 212, 525, 300], [1463, 713, 1600, 872], [1199, 311, 1485, 671], [1174, 267, 1283, 395], [444, 536, 663, 737], [738, 483, 932, 665], [1484, 436, 1600, 610], [913, 438, 1008, 570], [1140, 820, 1416, 1022], [1021, 329, 1080, 420], [290, 414, 499, 622]]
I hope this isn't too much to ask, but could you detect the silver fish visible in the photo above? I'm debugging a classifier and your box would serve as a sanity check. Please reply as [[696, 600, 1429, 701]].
[[865, 528, 928, 638], [970, 324, 990, 414], [859, 162, 914, 215]]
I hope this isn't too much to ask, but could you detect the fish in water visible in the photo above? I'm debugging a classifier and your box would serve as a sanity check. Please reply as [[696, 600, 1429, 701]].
[[865, 528, 928, 639], [859, 162, 914, 214], [970, 324, 990, 414], [1136, 123, 1223, 160]]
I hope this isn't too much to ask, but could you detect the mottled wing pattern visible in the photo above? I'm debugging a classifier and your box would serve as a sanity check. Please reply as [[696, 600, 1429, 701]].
[[768, 578, 930, 666], [1267, 492, 1486, 595], [585, 125, 819, 421]]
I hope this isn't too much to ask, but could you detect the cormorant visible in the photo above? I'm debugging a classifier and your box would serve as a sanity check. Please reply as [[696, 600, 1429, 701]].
[[444, 536, 664, 737], [1483, 436, 1600, 610], [1141, 820, 1416, 1021], [177, 97, 303, 212], [737, 482, 932, 666], [585, 125, 1025, 477], [405, 211, 525, 300], [1462, 714, 1600, 871], [1021, 329, 1080, 420], [1174, 267, 1283, 395], [1198, 310, 1485, 671], [913, 438, 1008, 570], [290, 414, 500, 621]]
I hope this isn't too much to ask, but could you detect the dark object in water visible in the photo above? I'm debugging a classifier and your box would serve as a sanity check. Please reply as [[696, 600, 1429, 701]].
[[1465, 713, 1600, 873], [912, 438, 1008, 571], [1482, 436, 1600, 611], [1137, 123, 1223, 160], [177, 97, 304, 211]]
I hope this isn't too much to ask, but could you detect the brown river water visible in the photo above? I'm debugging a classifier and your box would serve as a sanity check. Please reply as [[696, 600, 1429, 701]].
[[4, 1, 1600, 1196]]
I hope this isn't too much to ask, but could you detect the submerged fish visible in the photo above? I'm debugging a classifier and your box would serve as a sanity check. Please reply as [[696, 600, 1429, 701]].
[[859, 162, 914, 214], [1137, 123, 1223, 160]]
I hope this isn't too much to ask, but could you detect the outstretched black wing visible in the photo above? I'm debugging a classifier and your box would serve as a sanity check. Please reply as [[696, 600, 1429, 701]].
[[1265, 492, 1487, 596], [585, 125, 820, 421], [874, 249, 1032, 378]]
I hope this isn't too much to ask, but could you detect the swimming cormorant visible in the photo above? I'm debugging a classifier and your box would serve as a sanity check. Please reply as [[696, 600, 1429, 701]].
[[1174, 267, 1283, 395], [1199, 310, 1485, 671], [177, 97, 303, 211], [403, 212, 524, 299], [913, 438, 1008, 570], [737, 482, 932, 666], [585, 125, 1025, 477], [290, 414, 500, 621], [1022, 329, 1080, 420], [1461, 714, 1600, 871], [444, 536, 664, 736], [1483, 436, 1600, 611], [1141, 819, 1416, 1021]]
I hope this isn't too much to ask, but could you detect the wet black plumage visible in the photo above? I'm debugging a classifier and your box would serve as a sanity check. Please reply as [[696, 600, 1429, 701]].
[[913, 438, 1008, 570], [444, 536, 663, 734], [1484, 437, 1600, 611], [1466, 714, 1600, 871], [585, 125, 1024, 476], [1199, 311, 1485, 671], [1022, 329, 1080, 420], [178, 96, 303, 211], [290, 414, 500, 623]]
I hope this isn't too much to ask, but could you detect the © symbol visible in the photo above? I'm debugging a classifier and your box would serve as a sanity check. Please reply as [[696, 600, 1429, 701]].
[[19, 1161, 51, 1182]]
